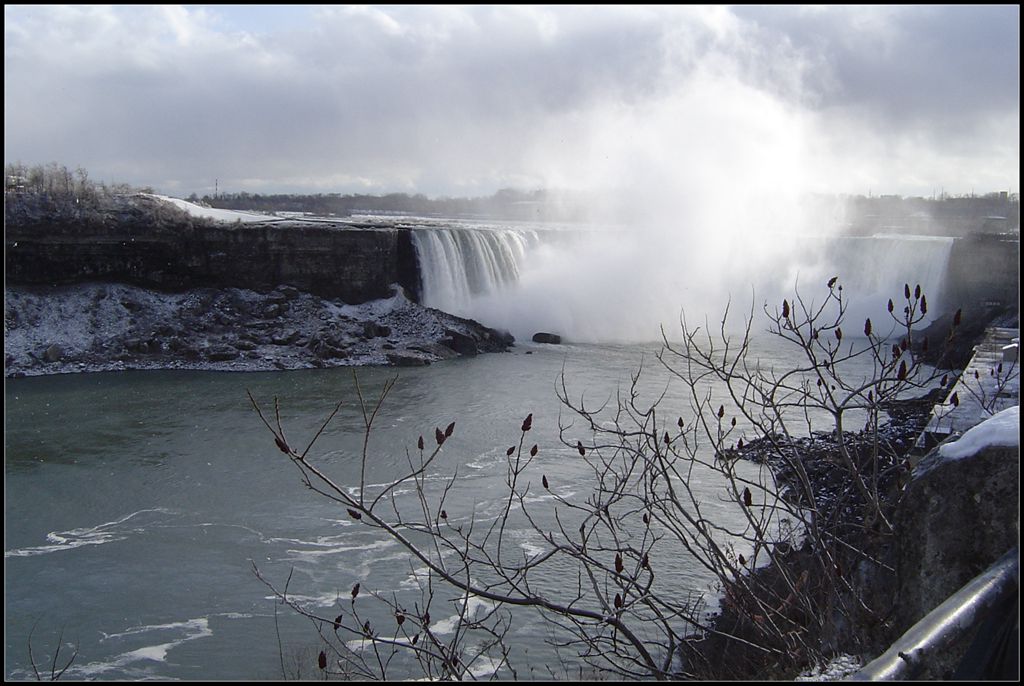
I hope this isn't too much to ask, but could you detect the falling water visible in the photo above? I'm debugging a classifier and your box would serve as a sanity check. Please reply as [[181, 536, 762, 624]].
[[409, 222, 959, 342], [411, 227, 542, 317], [817, 233, 957, 324]]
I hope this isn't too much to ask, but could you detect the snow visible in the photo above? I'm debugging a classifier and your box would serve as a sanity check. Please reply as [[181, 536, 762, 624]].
[[795, 653, 864, 681], [5, 282, 499, 377], [918, 328, 1020, 447], [150, 194, 282, 223], [937, 405, 1019, 461]]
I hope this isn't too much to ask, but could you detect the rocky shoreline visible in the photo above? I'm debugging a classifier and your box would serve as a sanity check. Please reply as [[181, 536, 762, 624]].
[[682, 375, 1018, 680], [4, 281, 514, 378], [680, 392, 941, 680]]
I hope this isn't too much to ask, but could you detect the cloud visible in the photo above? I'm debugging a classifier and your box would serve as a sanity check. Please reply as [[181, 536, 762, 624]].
[[4, 5, 1019, 197]]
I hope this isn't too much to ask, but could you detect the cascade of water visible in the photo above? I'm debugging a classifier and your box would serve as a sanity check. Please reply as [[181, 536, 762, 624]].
[[822, 234, 957, 322], [411, 224, 958, 342], [411, 227, 541, 317]]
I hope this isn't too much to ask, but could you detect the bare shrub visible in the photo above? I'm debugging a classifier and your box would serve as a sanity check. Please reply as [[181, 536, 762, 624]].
[[250, 278, 958, 679]]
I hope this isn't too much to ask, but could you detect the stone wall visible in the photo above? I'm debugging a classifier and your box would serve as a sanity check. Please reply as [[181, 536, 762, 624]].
[[5, 219, 421, 304]]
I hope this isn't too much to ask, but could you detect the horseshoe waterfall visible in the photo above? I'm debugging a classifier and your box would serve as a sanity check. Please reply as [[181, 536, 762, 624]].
[[410, 227, 542, 318]]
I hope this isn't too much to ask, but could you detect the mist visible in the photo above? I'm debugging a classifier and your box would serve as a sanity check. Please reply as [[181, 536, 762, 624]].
[[450, 13, 956, 343], [5, 6, 1017, 342]]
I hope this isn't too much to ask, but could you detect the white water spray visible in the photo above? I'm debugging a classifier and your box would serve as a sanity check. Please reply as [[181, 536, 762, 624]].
[[411, 225, 957, 343], [408, 9, 969, 343]]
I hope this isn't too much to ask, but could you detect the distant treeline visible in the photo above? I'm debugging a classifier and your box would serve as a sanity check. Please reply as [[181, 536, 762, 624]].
[[839, 192, 1019, 236], [196, 187, 590, 222], [6, 161, 1019, 234], [202, 188, 1020, 235]]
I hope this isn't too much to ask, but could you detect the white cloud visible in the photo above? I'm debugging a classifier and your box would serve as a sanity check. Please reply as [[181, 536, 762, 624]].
[[3, 5, 1018, 197]]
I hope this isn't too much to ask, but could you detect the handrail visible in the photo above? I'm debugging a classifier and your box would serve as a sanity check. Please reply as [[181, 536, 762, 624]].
[[848, 547, 1019, 681]]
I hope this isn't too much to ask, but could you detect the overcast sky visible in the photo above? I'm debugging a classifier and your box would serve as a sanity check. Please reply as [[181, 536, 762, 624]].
[[4, 4, 1019, 199]]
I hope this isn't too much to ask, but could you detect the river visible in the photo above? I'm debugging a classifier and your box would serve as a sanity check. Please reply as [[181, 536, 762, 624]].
[[5, 333, 843, 680], [5, 210, 958, 679]]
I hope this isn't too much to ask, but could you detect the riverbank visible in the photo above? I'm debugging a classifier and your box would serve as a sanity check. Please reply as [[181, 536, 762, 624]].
[[4, 282, 514, 378], [679, 389, 940, 679], [680, 325, 1019, 680]]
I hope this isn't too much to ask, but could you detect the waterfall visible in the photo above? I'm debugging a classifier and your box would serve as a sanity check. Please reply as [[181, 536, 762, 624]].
[[409, 225, 959, 343], [411, 227, 542, 318], [824, 234, 956, 318], [766, 233, 961, 333]]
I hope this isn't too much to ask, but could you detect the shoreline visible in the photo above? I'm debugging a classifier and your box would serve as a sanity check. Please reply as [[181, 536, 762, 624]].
[[680, 389, 943, 679], [4, 281, 514, 379]]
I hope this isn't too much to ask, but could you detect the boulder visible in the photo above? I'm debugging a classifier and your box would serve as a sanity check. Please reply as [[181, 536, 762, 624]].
[[167, 337, 190, 352], [387, 352, 430, 367], [532, 332, 562, 345], [442, 329, 479, 356], [266, 291, 289, 304], [42, 343, 64, 363], [475, 327, 514, 352], [270, 330, 301, 346], [308, 335, 349, 360], [363, 321, 391, 338], [408, 343, 460, 361], [277, 285, 302, 300], [123, 338, 145, 353]]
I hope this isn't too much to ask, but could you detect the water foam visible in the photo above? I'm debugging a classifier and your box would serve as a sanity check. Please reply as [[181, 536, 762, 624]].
[[71, 617, 213, 678], [5, 508, 176, 558]]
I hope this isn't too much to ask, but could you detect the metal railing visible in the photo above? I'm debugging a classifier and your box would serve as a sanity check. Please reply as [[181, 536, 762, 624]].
[[849, 547, 1019, 680]]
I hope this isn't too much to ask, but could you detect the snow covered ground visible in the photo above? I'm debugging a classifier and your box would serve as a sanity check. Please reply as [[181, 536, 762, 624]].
[[918, 328, 1020, 447], [150, 194, 284, 223], [795, 653, 864, 681]]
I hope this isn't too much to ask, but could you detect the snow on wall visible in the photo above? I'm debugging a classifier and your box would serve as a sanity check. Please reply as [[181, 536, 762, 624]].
[[937, 405, 1019, 461]]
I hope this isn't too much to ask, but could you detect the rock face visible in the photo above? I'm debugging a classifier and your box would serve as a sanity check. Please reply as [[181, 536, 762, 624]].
[[893, 443, 1020, 676], [5, 217, 421, 304], [678, 393, 1018, 680]]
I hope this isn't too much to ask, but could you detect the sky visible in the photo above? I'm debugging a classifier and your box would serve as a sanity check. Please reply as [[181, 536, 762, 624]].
[[4, 4, 1020, 200]]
